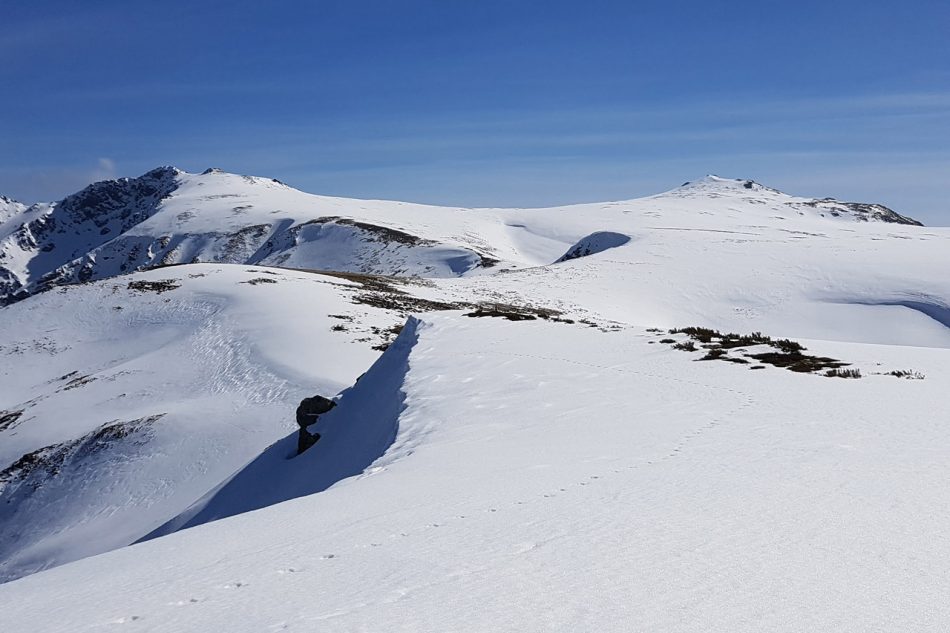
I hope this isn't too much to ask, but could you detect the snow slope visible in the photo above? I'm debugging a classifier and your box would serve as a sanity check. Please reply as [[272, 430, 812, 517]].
[[2, 314, 949, 631], [1, 170, 949, 630], [0, 264, 412, 581]]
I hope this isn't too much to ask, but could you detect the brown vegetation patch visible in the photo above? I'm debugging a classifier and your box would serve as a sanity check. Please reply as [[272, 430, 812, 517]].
[[127, 279, 180, 294]]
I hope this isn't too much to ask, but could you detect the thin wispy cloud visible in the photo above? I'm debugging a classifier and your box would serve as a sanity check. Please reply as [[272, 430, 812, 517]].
[[2, 2, 948, 223]]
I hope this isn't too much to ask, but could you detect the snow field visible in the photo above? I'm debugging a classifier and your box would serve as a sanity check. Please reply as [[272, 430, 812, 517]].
[[2, 314, 948, 631]]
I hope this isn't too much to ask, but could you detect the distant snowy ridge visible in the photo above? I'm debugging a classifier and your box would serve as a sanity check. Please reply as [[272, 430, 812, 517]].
[[0, 168, 502, 305], [0, 169, 924, 305], [0, 196, 27, 224], [669, 175, 922, 225]]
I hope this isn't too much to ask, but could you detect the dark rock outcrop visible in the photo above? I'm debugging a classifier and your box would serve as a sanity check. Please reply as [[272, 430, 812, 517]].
[[0, 414, 165, 496], [295, 395, 336, 455], [296, 395, 336, 428], [797, 198, 923, 226], [296, 429, 321, 455]]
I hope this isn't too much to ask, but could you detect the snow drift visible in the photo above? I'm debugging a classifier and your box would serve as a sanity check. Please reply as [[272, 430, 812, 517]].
[[555, 231, 631, 262], [144, 317, 422, 539]]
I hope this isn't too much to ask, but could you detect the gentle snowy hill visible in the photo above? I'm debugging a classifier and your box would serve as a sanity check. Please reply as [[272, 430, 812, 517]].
[[669, 175, 923, 225], [1, 169, 949, 630]]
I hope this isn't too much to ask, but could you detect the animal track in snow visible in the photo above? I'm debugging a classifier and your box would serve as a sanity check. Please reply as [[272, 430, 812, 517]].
[[221, 581, 247, 589], [276, 568, 300, 575], [260, 346, 759, 575]]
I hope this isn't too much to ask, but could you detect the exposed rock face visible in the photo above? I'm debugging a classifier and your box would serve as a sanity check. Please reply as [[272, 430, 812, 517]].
[[798, 198, 923, 226], [295, 395, 337, 455], [0, 167, 181, 303], [673, 176, 924, 226], [0, 415, 165, 501]]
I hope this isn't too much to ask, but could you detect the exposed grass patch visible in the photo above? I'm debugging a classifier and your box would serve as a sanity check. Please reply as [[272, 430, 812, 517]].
[[668, 327, 804, 352], [825, 368, 862, 379], [698, 348, 727, 361], [355, 291, 469, 313], [773, 338, 806, 354], [372, 324, 406, 351], [127, 279, 180, 294], [747, 351, 848, 373], [312, 270, 470, 314], [668, 326, 720, 343], [884, 369, 925, 380], [465, 303, 574, 323], [466, 307, 537, 321], [242, 277, 278, 285], [664, 326, 850, 375], [672, 341, 697, 352]]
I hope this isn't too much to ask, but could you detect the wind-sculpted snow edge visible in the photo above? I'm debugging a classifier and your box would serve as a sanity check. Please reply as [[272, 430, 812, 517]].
[[141, 317, 423, 541]]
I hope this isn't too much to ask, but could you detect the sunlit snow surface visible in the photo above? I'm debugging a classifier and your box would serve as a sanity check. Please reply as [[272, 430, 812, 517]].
[[1, 172, 949, 630]]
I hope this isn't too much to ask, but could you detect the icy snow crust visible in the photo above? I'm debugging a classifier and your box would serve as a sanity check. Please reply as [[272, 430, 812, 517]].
[[1, 170, 950, 630]]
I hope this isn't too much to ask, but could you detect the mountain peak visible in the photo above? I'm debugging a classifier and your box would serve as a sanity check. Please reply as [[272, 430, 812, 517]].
[[59, 166, 181, 215], [666, 175, 922, 225], [0, 195, 27, 224], [674, 175, 784, 195]]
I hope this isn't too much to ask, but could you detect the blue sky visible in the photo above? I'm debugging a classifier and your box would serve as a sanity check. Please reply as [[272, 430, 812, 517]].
[[2, 0, 949, 223]]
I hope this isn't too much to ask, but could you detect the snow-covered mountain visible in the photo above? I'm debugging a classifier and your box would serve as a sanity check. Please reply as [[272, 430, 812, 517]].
[[1, 169, 949, 631], [0, 170, 923, 307], [0, 167, 508, 306], [0, 196, 27, 224]]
